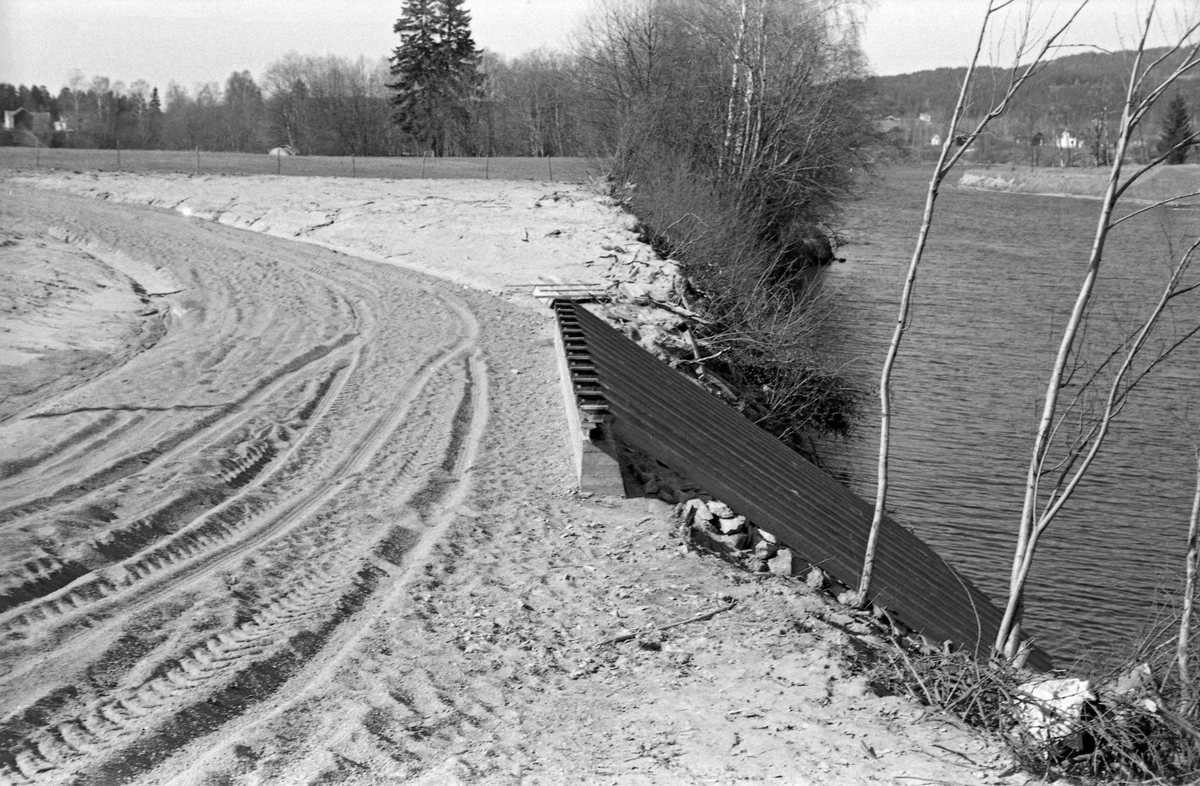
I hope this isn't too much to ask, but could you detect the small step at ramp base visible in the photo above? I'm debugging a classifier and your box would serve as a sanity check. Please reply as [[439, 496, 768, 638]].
[[551, 299, 623, 496]]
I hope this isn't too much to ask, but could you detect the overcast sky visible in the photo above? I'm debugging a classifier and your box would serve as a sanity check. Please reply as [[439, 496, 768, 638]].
[[0, 0, 1195, 92]]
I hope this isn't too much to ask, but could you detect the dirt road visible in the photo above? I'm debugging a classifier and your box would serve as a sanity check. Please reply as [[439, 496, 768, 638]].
[[0, 177, 1029, 785]]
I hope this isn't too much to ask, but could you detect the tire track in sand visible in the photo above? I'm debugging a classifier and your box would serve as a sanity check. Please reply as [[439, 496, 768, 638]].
[[0, 346, 483, 786], [0, 192, 490, 785]]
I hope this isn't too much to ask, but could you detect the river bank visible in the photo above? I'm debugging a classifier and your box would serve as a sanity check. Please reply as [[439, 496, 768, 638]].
[[959, 162, 1200, 203]]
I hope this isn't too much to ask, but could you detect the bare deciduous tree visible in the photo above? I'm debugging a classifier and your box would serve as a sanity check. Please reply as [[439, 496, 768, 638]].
[[858, 0, 1088, 609], [996, 6, 1200, 659]]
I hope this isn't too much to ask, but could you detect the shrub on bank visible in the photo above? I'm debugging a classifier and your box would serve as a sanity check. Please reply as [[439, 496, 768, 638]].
[[611, 140, 859, 453], [578, 0, 871, 453]]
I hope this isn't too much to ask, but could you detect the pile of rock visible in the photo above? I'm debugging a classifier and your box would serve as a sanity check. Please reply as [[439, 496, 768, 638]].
[[674, 497, 943, 656], [676, 497, 797, 578], [583, 232, 771, 423], [585, 242, 701, 364]]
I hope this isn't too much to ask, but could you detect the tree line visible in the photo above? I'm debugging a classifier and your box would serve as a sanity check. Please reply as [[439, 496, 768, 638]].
[[0, 50, 605, 157], [0, 0, 646, 159]]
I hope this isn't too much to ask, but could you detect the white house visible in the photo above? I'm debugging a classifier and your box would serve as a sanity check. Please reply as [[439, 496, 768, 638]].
[[1056, 130, 1082, 149]]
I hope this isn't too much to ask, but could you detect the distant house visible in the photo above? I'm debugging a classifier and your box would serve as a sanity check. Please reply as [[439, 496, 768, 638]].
[[4, 108, 51, 134], [930, 133, 942, 146], [3, 108, 52, 145], [918, 112, 933, 123], [1056, 130, 1081, 149]]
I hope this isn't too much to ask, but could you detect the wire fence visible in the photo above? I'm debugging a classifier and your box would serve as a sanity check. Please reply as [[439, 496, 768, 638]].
[[0, 147, 612, 183]]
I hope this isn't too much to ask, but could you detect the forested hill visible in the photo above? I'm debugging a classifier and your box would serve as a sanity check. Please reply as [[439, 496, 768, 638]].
[[871, 46, 1200, 136]]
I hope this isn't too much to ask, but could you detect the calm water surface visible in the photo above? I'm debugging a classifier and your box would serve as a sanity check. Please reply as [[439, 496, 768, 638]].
[[817, 165, 1200, 664]]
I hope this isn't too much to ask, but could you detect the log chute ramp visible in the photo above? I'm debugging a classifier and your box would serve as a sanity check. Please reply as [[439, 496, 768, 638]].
[[553, 299, 1051, 671]]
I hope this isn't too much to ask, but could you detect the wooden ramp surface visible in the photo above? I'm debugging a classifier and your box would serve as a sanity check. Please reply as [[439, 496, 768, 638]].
[[556, 300, 1050, 671]]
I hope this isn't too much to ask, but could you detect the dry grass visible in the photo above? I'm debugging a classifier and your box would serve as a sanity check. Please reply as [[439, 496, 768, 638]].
[[867, 628, 1200, 783]]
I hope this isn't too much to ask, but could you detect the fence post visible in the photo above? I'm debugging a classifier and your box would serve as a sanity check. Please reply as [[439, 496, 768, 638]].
[[352, 155, 356, 178], [277, 151, 281, 175], [485, 156, 490, 180], [421, 151, 427, 178], [116, 140, 121, 171], [196, 146, 200, 174], [547, 156, 553, 181]]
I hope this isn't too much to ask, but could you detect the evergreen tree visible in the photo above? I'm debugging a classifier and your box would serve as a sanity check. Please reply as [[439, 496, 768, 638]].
[[388, 0, 481, 156], [1158, 93, 1193, 164], [147, 87, 163, 148]]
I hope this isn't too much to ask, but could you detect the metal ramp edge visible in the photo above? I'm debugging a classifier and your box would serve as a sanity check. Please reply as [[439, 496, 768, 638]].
[[551, 299, 1051, 670]]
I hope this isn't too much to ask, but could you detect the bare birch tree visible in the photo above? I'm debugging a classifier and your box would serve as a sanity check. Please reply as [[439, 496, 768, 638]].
[[996, 7, 1200, 659], [1181, 444, 1200, 714], [856, 0, 1088, 608]]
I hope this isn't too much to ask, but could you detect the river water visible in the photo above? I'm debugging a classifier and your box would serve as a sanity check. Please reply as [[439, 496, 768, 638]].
[[816, 164, 1200, 664]]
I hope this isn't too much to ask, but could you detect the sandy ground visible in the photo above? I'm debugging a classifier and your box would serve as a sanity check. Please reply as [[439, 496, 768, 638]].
[[0, 171, 1032, 785]]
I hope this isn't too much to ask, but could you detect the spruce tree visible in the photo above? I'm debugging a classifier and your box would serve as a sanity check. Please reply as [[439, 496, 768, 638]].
[[147, 87, 163, 149], [389, 0, 481, 156], [1159, 93, 1193, 165]]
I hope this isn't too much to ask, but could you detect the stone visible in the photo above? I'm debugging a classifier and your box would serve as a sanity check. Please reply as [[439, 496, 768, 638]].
[[753, 540, 778, 560], [805, 567, 826, 591], [683, 499, 713, 524], [707, 500, 734, 518], [757, 528, 778, 545], [1016, 678, 1095, 747], [768, 547, 794, 576], [618, 281, 652, 304], [717, 515, 746, 535], [827, 612, 855, 628]]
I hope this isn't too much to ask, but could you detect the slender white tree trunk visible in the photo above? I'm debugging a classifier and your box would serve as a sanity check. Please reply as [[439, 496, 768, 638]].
[[856, 1, 995, 607], [720, 0, 749, 174], [997, 30, 1147, 658], [858, 0, 1091, 613], [1180, 448, 1200, 715]]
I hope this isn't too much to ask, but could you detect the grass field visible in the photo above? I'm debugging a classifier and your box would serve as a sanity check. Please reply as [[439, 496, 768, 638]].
[[0, 147, 611, 183]]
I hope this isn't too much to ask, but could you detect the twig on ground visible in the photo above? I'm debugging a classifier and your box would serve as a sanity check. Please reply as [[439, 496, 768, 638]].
[[594, 602, 737, 647], [932, 743, 978, 766]]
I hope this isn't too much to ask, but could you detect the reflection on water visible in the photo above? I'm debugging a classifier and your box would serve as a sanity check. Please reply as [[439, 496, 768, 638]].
[[816, 165, 1200, 662]]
